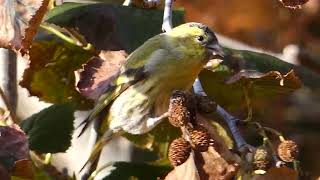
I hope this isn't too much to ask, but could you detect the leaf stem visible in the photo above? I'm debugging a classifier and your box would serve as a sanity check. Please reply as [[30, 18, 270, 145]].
[[40, 24, 78, 46]]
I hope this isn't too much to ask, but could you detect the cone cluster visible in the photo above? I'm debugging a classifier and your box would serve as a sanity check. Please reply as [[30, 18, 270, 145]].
[[168, 91, 215, 167]]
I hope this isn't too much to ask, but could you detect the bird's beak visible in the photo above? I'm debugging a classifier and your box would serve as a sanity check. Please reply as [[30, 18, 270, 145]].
[[204, 43, 224, 69]]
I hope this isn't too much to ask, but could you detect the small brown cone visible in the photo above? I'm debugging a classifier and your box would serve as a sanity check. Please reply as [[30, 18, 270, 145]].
[[168, 137, 192, 166], [277, 140, 299, 162], [168, 91, 195, 127], [253, 146, 271, 170], [279, 0, 309, 8], [189, 127, 214, 152]]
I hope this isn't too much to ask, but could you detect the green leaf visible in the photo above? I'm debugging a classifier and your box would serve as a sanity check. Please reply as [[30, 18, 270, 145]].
[[20, 104, 75, 153], [101, 162, 172, 180], [45, 3, 184, 52], [20, 40, 94, 109]]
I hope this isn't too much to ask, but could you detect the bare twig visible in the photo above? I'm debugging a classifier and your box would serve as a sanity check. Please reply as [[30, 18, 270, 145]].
[[162, 0, 173, 32]]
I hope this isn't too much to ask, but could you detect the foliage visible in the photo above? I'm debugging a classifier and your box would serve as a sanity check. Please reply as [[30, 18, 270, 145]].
[[0, 0, 319, 179]]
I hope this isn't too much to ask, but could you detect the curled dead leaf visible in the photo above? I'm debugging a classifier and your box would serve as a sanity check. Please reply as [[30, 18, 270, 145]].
[[75, 50, 127, 100], [0, 0, 49, 54], [225, 69, 301, 91]]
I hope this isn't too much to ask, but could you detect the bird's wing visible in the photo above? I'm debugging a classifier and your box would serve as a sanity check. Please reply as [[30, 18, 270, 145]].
[[77, 35, 165, 137]]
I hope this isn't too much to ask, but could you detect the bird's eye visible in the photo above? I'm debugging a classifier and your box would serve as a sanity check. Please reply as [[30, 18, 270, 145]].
[[197, 35, 204, 42]]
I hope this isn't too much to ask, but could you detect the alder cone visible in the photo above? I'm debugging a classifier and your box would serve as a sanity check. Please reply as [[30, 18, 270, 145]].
[[189, 127, 214, 152], [168, 91, 195, 127], [168, 137, 192, 166], [277, 140, 299, 162]]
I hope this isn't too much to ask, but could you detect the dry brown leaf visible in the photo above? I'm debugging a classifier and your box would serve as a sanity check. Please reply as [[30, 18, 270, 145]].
[[165, 153, 200, 180], [254, 167, 298, 180], [75, 50, 127, 100], [195, 147, 238, 180], [11, 159, 34, 179], [0, 0, 49, 53]]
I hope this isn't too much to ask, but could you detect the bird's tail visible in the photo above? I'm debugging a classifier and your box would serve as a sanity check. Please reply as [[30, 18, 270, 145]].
[[79, 129, 115, 175]]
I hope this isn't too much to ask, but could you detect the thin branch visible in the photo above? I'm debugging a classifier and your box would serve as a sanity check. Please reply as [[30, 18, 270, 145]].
[[193, 78, 251, 151], [162, 0, 173, 32]]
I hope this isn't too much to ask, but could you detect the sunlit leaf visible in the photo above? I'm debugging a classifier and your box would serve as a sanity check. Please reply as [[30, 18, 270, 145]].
[[20, 40, 94, 109]]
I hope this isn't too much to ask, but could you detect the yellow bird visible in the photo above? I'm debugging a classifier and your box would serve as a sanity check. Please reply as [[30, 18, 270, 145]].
[[78, 22, 224, 174]]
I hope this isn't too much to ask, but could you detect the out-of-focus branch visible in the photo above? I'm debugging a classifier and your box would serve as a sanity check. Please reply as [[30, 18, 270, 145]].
[[0, 49, 18, 124], [162, 0, 173, 32]]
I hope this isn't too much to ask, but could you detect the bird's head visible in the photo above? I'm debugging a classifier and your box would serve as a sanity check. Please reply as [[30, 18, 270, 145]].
[[167, 22, 224, 69]]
